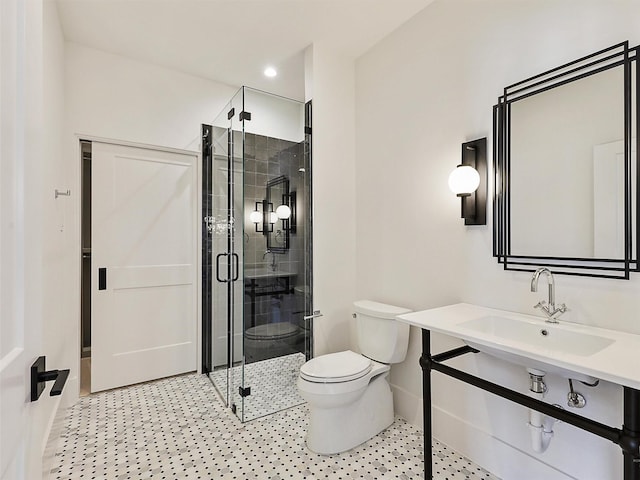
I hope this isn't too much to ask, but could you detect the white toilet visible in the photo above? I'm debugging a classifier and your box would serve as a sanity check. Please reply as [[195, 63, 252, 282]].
[[297, 300, 411, 454]]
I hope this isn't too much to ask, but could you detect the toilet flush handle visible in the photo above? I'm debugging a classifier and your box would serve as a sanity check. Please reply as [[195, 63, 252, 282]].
[[303, 310, 323, 321]]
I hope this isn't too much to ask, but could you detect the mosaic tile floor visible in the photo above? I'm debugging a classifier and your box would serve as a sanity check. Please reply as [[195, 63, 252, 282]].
[[209, 353, 306, 421], [49, 373, 500, 480]]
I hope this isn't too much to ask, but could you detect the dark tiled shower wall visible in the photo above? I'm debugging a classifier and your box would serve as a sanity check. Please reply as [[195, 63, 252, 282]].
[[242, 133, 307, 335], [205, 126, 308, 363]]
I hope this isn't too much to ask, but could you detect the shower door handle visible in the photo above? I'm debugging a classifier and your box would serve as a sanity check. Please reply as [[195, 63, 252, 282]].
[[303, 310, 323, 321], [231, 253, 239, 281], [215, 253, 229, 282]]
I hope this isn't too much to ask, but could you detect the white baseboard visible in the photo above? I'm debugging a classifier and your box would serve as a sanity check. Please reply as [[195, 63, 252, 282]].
[[41, 375, 78, 479], [391, 384, 576, 480], [61, 374, 78, 409], [41, 397, 62, 480]]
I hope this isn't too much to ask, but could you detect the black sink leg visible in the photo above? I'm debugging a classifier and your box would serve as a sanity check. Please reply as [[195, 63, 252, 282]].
[[623, 387, 640, 480], [420, 330, 433, 480]]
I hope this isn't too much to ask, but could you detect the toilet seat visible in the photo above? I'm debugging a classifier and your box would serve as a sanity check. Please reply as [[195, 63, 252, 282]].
[[300, 350, 372, 383], [244, 322, 299, 341]]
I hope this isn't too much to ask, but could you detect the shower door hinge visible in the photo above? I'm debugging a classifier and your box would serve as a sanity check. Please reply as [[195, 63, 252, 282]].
[[239, 386, 251, 397], [239, 111, 252, 121], [305, 126, 312, 134], [227, 108, 235, 120]]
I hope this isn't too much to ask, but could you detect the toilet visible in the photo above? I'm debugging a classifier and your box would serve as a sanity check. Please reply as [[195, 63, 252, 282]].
[[297, 300, 411, 454]]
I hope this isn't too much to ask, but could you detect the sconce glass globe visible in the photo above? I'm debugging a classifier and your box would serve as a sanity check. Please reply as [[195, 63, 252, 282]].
[[249, 210, 263, 223], [276, 204, 291, 219], [448, 165, 480, 197], [269, 212, 278, 224]]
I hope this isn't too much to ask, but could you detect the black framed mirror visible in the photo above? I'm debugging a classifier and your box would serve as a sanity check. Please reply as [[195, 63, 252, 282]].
[[266, 175, 295, 252], [494, 41, 639, 279]]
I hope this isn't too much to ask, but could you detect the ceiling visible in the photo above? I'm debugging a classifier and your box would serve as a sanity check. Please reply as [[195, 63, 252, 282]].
[[55, 0, 434, 101]]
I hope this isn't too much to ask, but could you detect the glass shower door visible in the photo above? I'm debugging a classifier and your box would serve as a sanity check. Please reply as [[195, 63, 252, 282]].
[[209, 90, 244, 417], [239, 88, 312, 421]]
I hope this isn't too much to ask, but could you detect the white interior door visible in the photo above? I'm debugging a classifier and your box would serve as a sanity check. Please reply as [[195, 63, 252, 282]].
[[91, 141, 197, 392], [1, 0, 49, 477]]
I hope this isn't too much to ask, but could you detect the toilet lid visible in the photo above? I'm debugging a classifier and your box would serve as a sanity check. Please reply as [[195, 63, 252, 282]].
[[300, 350, 371, 383], [245, 322, 299, 340]]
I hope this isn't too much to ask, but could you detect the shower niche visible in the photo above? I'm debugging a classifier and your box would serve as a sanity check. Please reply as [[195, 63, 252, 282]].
[[202, 87, 313, 422]]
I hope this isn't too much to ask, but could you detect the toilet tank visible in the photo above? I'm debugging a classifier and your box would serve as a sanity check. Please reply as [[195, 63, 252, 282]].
[[354, 300, 411, 364]]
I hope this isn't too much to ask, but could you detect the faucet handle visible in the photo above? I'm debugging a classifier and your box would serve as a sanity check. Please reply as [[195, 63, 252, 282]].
[[551, 303, 568, 318], [534, 300, 547, 310]]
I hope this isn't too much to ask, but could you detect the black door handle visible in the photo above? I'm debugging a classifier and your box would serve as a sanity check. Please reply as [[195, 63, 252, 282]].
[[30, 356, 70, 401], [231, 253, 239, 281], [98, 267, 107, 290], [216, 253, 228, 282]]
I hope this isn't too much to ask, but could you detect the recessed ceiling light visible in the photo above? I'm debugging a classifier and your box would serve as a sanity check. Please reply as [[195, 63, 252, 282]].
[[264, 66, 277, 78]]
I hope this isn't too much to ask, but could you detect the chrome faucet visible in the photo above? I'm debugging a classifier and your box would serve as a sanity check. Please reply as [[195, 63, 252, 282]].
[[530, 267, 567, 323], [263, 250, 277, 271]]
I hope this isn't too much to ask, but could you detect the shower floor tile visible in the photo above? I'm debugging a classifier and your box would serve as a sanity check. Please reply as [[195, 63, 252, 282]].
[[209, 353, 306, 421], [49, 373, 499, 480]]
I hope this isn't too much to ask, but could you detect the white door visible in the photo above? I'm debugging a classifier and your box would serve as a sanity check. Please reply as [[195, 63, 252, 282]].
[[0, 0, 53, 480], [91, 141, 197, 392], [1, 0, 49, 478]]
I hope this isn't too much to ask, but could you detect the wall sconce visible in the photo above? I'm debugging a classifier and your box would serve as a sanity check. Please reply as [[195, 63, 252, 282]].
[[448, 137, 487, 225], [276, 204, 291, 219], [250, 200, 276, 235], [276, 192, 297, 233], [249, 209, 263, 224]]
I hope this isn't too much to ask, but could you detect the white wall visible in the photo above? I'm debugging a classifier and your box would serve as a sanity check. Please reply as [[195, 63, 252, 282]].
[[41, 1, 73, 475], [65, 42, 238, 151], [307, 44, 357, 355], [43, 0, 68, 369], [356, 1, 640, 479]]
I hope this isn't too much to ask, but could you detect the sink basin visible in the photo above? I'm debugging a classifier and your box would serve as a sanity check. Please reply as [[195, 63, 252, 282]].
[[396, 303, 640, 389], [459, 315, 613, 382], [461, 315, 614, 356]]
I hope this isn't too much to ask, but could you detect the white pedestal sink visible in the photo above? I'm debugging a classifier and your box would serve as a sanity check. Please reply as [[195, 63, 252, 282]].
[[397, 303, 640, 389]]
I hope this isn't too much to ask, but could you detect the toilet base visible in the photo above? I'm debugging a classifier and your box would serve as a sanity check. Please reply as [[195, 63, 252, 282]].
[[305, 374, 394, 455]]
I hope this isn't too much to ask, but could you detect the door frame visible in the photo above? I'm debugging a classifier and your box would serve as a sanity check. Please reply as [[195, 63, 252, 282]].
[[75, 134, 202, 395]]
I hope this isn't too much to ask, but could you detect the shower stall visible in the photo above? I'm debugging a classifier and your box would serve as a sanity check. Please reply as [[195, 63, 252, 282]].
[[202, 87, 313, 422]]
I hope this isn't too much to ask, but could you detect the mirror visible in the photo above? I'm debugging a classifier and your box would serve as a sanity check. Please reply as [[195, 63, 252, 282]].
[[494, 41, 639, 278], [266, 175, 293, 252]]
